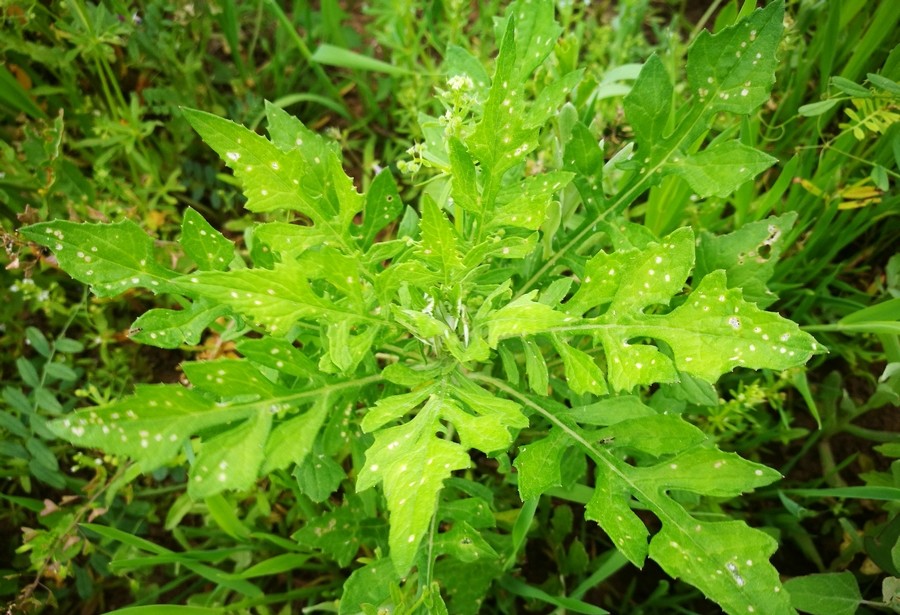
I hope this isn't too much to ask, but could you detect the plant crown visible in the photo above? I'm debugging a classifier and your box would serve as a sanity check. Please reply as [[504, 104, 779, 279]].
[[22, 1, 824, 612]]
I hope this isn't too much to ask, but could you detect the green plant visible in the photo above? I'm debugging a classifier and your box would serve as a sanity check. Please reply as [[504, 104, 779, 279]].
[[19, 1, 832, 612]]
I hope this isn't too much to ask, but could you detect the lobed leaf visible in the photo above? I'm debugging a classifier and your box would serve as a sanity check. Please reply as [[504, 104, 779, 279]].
[[357, 398, 472, 574]]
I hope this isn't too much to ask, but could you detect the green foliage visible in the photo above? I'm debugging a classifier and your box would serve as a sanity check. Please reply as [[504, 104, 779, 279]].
[[7, 0, 899, 613], [16, 2, 835, 612]]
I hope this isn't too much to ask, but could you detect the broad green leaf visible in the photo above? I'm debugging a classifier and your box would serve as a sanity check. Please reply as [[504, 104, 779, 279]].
[[264, 100, 340, 158], [695, 212, 798, 308], [450, 378, 528, 432], [324, 320, 380, 373], [182, 108, 362, 248], [595, 415, 706, 457], [434, 520, 499, 563], [294, 445, 345, 503], [783, 572, 862, 615], [523, 338, 549, 395], [583, 437, 791, 614], [625, 54, 673, 154], [667, 141, 776, 199], [586, 466, 649, 566], [514, 428, 571, 500], [360, 169, 403, 247], [687, 1, 784, 115], [293, 499, 370, 568], [552, 338, 609, 395], [189, 410, 272, 498], [251, 221, 331, 260], [467, 13, 540, 178], [129, 300, 229, 349], [433, 558, 501, 615], [449, 138, 481, 215], [180, 207, 234, 271], [624, 270, 822, 382], [20, 220, 177, 297], [260, 398, 328, 474], [649, 516, 794, 615], [361, 386, 435, 433], [564, 122, 605, 215], [566, 227, 694, 317], [562, 228, 822, 390], [236, 337, 319, 379], [490, 171, 575, 231], [497, 0, 562, 81], [419, 197, 462, 280], [442, 400, 513, 453], [560, 396, 665, 426], [338, 557, 398, 615], [525, 70, 584, 129]]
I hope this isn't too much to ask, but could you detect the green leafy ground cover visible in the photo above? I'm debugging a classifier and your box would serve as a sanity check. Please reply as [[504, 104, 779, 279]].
[[2, 1, 899, 613]]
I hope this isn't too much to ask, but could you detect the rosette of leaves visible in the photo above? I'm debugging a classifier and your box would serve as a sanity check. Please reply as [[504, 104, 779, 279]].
[[21, 1, 820, 612]]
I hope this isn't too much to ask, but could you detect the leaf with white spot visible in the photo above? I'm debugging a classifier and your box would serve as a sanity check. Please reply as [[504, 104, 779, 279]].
[[172, 261, 371, 335], [261, 397, 329, 474], [514, 428, 571, 501], [180, 207, 235, 271], [563, 227, 822, 391], [687, 0, 784, 116], [666, 141, 776, 199], [182, 108, 362, 248], [250, 221, 332, 261], [20, 220, 177, 298], [467, 8, 540, 178], [649, 516, 794, 615], [182, 359, 286, 399], [694, 212, 798, 308], [360, 169, 404, 247], [551, 337, 609, 396], [294, 443, 346, 503], [358, 381, 525, 575], [292, 497, 371, 568], [357, 397, 472, 575], [484, 292, 571, 347], [490, 171, 575, 231], [236, 337, 319, 379], [515, 410, 794, 614], [45, 384, 240, 472], [129, 299, 228, 349], [419, 197, 463, 281], [189, 410, 272, 498]]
